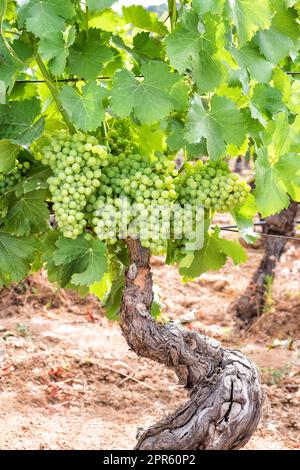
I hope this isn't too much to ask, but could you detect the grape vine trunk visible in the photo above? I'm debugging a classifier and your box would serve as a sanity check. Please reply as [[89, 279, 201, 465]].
[[121, 239, 263, 449]]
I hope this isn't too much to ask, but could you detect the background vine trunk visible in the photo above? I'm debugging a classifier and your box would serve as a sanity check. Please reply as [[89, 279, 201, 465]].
[[120, 239, 263, 450], [235, 202, 298, 326]]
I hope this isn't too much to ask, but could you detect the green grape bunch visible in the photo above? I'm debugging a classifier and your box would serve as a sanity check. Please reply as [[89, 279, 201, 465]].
[[0, 160, 31, 196], [90, 150, 179, 254], [33, 124, 250, 257], [176, 160, 251, 213], [36, 131, 109, 239]]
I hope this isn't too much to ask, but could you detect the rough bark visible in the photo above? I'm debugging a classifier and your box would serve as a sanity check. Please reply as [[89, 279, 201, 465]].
[[236, 202, 298, 326], [120, 239, 263, 450]]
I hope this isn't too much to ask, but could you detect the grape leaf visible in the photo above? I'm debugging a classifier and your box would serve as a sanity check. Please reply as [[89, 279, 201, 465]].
[[179, 234, 226, 279], [0, 36, 23, 91], [272, 68, 292, 106], [60, 82, 106, 132], [12, 163, 52, 197], [0, 232, 37, 287], [232, 194, 259, 244], [53, 234, 107, 287], [165, 11, 224, 93], [11, 37, 34, 63], [18, 0, 75, 39], [0, 140, 19, 173], [105, 273, 125, 320], [87, 0, 116, 12], [185, 94, 246, 160], [90, 254, 126, 319], [90, 272, 111, 302], [133, 32, 164, 60], [4, 190, 50, 236], [250, 84, 286, 124], [89, 9, 125, 31], [132, 123, 165, 156], [233, 44, 273, 83], [167, 119, 207, 157], [122, 5, 167, 34], [262, 113, 300, 161], [0, 98, 44, 145], [193, 0, 225, 15], [225, 0, 272, 45], [275, 153, 300, 201], [67, 30, 113, 80], [179, 229, 247, 280], [254, 148, 300, 216], [256, 0, 299, 64], [111, 62, 186, 124], [0, 36, 34, 94], [39, 32, 69, 76], [213, 234, 248, 264]]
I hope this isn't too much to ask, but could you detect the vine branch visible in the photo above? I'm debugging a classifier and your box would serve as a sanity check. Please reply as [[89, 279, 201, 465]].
[[35, 53, 76, 134]]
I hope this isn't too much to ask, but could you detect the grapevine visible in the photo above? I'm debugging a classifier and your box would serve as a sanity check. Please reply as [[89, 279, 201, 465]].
[[0, 0, 299, 451]]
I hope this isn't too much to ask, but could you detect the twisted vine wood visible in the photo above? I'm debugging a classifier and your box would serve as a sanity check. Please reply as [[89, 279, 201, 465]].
[[120, 239, 263, 450]]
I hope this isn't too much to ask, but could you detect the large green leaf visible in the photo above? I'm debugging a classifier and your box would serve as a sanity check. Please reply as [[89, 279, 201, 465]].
[[132, 123, 165, 156], [0, 232, 37, 287], [275, 153, 300, 201], [89, 9, 125, 31], [60, 82, 106, 132], [53, 234, 107, 287], [165, 11, 224, 93], [0, 98, 44, 145], [233, 44, 273, 83], [254, 148, 300, 216], [184, 94, 246, 160], [0, 36, 22, 91], [225, 0, 272, 45], [179, 230, 246, 280], [193, 0, 225, 15], [0, 140, 19, 173], [213, 234, 248, 264], [250, 84, 285, 124], [256, 0, 299, 64], [111, 62, 187, 124], [167, 118, 207, 156], [4, 190, 50, 236], [12, 163, 52, 197], [87, 0, 117, 12], [132, 32, 164, 60], [0, 35, 34, 91], [39, 32, 70, 76], [122, 5, 167, 34], [262, 113, 300, 160], [18, 0, 75, 39], [67, 30, 113, 80]]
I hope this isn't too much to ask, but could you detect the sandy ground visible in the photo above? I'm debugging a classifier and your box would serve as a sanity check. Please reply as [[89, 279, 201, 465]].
[[0, 237, 299, 450]]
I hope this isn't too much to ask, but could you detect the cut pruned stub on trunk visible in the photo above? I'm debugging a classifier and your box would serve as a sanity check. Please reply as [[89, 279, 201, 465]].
[[120, 238, 263, 450]]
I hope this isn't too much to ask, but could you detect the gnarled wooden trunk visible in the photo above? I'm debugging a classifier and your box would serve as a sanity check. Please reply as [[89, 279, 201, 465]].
[[236, 202, 298, 326], [120, 239, 263, 450]]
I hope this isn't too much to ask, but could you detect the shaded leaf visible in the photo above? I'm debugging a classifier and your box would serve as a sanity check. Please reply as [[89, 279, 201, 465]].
[[60, 82, 106, 132]]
